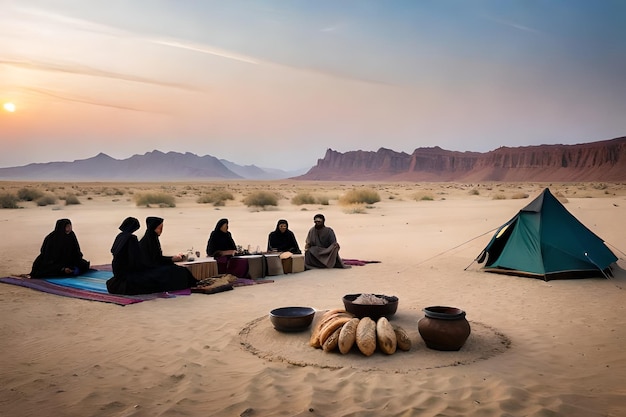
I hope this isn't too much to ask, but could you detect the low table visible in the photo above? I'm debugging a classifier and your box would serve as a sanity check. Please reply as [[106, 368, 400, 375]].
[[177, 257, 218, 280], [234, 255, 266, 279], [281, 254, 305, 274], [264, 253, 284, 276]]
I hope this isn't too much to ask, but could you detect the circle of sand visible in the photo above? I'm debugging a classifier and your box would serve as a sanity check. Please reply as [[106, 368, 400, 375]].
[[239, 312, 511, 372]]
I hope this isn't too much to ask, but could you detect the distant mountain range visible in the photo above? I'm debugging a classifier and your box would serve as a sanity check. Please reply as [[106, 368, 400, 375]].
[[297, 136, 626, 182], [1, 137, 624, 182], [0, 150, 307, 181]]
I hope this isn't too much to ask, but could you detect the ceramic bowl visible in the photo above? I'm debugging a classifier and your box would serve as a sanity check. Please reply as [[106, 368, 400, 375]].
[[269, 306, 316, 332], [342, 294, 399, 320]]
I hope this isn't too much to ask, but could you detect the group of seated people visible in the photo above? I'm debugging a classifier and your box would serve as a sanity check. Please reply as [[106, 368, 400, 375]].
[[28, 213, 348, 295]]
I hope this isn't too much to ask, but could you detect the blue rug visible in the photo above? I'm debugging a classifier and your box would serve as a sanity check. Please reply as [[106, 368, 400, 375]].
[[0, 268, 190, 306]]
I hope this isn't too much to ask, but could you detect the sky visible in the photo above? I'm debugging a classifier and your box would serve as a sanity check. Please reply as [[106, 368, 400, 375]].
[[1, 0, 625, 171]]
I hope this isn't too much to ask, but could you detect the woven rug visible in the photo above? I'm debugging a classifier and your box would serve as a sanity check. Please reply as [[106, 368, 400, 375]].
[[0, 268, 190, 306], [342, 259, 382, 266]]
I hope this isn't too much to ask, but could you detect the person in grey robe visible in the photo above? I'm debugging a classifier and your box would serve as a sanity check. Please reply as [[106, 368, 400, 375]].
[[304, 214, 348, 269]]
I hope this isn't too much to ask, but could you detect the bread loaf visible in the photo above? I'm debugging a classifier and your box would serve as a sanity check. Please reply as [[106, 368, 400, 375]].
[[338, 317, 359, 354], [355, 317, 377, 356], [322, 326, 343, 352], [376, 317, 397, 355], [318, 316, 352, 346], [309, 309, 351, 348], [392, 324, 412, 351]]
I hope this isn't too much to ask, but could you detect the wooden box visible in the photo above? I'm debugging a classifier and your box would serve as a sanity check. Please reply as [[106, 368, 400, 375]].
[[178, 258, 218, 280], [282, 254, 305, 274]]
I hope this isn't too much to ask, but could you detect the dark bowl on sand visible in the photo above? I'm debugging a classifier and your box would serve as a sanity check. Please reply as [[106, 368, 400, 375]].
[[342, 294, 399, 320], [269, 307, 316, 332]]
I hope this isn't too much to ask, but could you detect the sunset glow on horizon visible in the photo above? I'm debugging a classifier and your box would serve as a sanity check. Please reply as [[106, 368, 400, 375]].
[[1, 1, 625, 170]]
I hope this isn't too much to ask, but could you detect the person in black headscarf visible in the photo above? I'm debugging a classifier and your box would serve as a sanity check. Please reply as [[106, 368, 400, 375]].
[[106, 217, 198, 295], [206, 218, 237, 257], [139, 216, 184, 267], [206, 218, 238, 274], [30, 218, 91, 278], [267, 219, 301, 254]]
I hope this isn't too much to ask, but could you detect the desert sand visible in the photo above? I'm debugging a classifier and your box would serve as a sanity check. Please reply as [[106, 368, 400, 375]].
[[1, 181, 625, 417]]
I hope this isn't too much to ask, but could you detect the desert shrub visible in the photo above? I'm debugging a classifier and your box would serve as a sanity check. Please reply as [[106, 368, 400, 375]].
[[197, 190, 234, 206], [65, 193, 81, 205], [35, 194, 58, 206], [17, 187, 44, 201], [492, 194, 507, 200], [511, 192, 529, 199], [469, 189, 480, 196], [0, 193, 19, 208], [102, 187, 125, 196], [134, 192, 176, 207], [342, 205, 366, 214], [291, 192, 316, 205], [316, 195, 330, 205], [339, 188, 380, 205], [242, 191, 278, 208], [411, 192, 434, 201]]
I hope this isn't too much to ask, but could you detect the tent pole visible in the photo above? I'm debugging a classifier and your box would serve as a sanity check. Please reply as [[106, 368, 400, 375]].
[[584, 252, 611, 279], [463, 259, 477, 271]]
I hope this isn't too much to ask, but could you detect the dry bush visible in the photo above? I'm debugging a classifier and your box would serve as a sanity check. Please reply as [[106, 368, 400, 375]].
[[492, 194, 507, 200], [510, 192, 529, 199], [316, 195, 330, 205], [242, 191, 278, 208], [17, 187, 44, 201], [342, 205, 366, 214], [197, 190, 234, 206], [291, 192, 316, 205], [101, 187, 125, 196], [339, 188, 380, 205], [0, 193, 19, 208], [134, 192, 176, 207], [413, 193, 434, 201], [35, 194, 58, 206], [64, 193, 81, 205], [469, 189, 480, 196]]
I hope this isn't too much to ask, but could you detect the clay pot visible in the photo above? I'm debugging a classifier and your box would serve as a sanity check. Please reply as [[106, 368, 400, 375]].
[[418, 306, 471, 351]]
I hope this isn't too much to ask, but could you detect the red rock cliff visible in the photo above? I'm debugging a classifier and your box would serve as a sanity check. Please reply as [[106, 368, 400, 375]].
[[298, 137, 626, 182]]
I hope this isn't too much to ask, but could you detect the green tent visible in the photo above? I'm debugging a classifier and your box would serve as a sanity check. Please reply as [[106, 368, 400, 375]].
[[476, 188, 617, 280]]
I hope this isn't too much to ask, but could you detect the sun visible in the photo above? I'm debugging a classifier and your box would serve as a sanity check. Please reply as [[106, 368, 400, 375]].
[[3, 102, 16, 112]]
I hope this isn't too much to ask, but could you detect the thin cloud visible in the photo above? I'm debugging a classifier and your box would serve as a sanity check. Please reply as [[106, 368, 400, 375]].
[[481, 15, 544, 35], [150, 39, 261, 65], [0, 59, 200, 92], [16, 6, 392, 87], [23, 87, 157, 113]]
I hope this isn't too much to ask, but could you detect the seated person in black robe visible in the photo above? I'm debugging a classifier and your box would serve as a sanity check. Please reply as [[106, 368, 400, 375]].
[[267, 219, 302, 254], [30, 218, 91, 278], [106, 217, 198, 295], [206, 218, 237, 257], [206, 218, 238, 274], [139, 216, 184, 267]]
